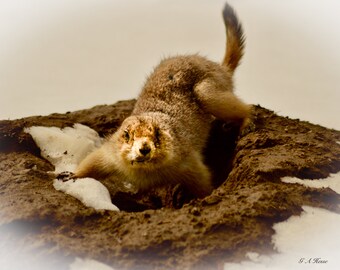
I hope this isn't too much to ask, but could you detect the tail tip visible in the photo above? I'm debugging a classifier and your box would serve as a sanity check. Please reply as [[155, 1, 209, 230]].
[[222, 2, 238, 25]]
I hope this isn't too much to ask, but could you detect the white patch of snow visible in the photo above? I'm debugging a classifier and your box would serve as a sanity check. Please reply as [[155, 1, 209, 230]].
[[224, 206, 340, 270], [245, 252, 261, 263], [273, 206, 340, 257], [69, 257, 115, 270], [281, 172, 340, 194], [53, 178, 119, 211], [26, 124, 119, 212], [25, 124, 102, 173]]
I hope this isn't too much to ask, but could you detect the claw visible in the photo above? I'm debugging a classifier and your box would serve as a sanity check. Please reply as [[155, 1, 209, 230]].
[[56, 171, 75, 182]]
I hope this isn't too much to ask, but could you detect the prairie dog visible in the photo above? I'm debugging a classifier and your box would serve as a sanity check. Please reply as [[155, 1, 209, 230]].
[[74, 3, 251, 198]]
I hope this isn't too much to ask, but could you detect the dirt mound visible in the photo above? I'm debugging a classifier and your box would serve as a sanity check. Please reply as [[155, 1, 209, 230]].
[[0, 100, 339, 270]]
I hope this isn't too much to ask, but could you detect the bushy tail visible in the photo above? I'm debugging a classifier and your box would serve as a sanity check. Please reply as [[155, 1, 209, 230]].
[[222, 3, 245, 73], [193, 3, 250, 126]]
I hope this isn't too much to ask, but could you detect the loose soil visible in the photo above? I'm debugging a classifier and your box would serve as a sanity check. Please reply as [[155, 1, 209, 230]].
[[0, 100, 339, 270]]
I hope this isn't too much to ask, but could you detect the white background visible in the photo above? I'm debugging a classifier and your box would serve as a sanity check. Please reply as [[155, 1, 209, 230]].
[[0, 0, 339, 130]]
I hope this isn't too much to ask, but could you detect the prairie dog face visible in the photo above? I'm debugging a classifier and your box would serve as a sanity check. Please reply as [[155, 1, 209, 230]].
[[113, 115, 174, 169]]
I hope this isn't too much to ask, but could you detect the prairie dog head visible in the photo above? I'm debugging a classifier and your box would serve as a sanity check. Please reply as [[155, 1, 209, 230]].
[[112, 114, 174, 169]]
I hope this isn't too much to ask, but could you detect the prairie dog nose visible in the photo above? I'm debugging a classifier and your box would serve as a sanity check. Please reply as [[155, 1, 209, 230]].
[[139, 144, 151, 156]]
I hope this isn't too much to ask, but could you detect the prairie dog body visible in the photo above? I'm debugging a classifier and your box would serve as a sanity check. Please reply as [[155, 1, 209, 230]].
[[75, 3, 250, 198]]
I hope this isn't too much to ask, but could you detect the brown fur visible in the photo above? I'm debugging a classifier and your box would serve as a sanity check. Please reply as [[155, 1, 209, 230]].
[[74, 3, 251, 198], [222, 2, 245, 72]]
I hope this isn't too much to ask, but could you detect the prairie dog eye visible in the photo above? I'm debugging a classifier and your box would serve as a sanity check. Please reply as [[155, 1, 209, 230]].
[[154, 127, 161, 145], [123, 130, 130, 141]]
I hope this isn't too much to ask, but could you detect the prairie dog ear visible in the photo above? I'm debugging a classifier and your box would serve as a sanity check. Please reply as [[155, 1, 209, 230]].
[[194, 78, 251, 123]]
